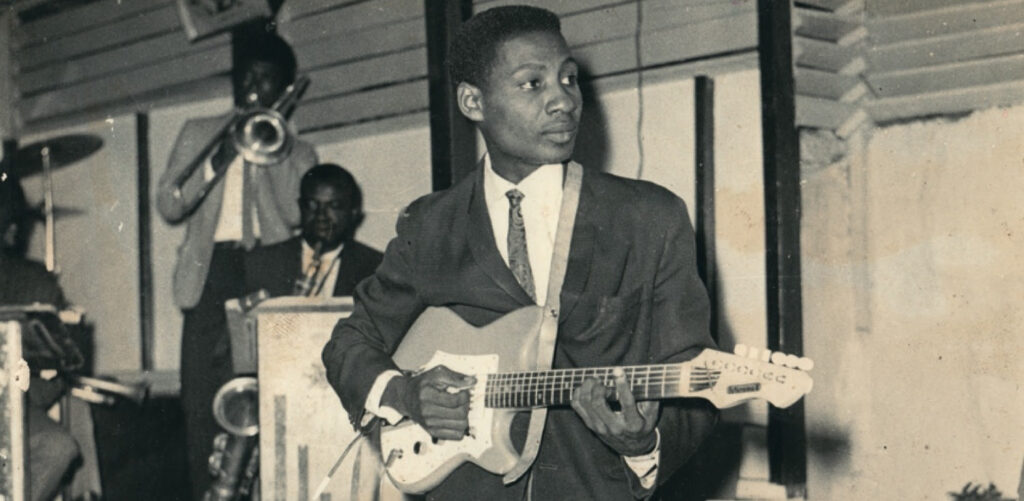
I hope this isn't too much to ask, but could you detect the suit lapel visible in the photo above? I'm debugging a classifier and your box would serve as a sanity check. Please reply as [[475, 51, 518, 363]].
[[465, 167, 536, 305], [333, 243, 369, 297]]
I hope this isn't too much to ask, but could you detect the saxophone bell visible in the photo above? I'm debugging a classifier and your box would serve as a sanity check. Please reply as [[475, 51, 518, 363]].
[[205, 377, 260, 501]]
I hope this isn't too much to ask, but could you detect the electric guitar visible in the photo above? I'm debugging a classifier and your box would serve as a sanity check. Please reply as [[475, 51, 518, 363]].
[[380, 306, 814, 494]]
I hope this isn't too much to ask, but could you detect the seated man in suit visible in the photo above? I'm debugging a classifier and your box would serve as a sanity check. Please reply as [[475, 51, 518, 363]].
[[0, 177, 80, 501], [322, 5, 717, 500], [245, 163, 383, 298]]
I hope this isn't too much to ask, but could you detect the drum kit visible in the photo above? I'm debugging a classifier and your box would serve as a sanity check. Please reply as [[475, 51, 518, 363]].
[[4, 133, 102, 272], [2, 133, 149, 403]]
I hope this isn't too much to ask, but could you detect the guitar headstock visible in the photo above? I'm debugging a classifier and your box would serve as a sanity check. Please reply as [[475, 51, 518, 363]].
[[686, 346, 814, 409]]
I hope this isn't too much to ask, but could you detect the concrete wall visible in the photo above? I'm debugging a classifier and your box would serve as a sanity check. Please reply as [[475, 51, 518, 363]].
[[803, 106, 1024, 499]]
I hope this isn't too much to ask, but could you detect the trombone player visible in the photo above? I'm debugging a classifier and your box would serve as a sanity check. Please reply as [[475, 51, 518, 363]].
[[156, 30, 317, 500]]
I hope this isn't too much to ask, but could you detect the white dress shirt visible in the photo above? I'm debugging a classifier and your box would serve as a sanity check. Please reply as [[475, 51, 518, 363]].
[[300, 240, 343, 298], [482, 156, 563, 305], [206, 155, 261, 242], [365, 155, 660, 487]]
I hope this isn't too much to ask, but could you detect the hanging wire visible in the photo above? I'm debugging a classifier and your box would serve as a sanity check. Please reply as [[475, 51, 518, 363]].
[[634, 0, 646, 179]]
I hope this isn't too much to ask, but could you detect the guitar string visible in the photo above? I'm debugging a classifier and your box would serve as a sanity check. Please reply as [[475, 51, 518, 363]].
[[482, 366, 716, 407]]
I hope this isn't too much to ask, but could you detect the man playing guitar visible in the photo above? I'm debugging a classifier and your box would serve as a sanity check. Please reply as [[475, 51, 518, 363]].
[[322, 6, 718, 500]]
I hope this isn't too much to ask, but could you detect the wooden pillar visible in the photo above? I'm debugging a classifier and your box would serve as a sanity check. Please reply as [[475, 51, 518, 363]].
[[136, 113, 155, 371], [757, 0, 807, 496], [424, 0, 476, 191], [694, 76, 718, 342]]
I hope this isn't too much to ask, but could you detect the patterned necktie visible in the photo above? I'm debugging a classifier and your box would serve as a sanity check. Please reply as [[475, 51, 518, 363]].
[[295, 253, 323, 296], [506, 189, 536, 302]]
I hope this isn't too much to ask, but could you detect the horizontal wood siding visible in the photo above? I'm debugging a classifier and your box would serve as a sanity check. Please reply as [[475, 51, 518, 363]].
[[476, 0, 757, 79], [795, 0, 1024, 129], [282, 0, 429, 134], [863, 0, 1024, 121], [9, 0, 758, 135]]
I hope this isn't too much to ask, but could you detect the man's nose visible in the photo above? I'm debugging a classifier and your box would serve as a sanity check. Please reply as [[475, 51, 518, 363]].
[[546, 84, 579, 116]]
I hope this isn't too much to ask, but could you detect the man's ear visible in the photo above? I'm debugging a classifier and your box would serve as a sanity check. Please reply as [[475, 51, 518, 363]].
[[456, 82, 485, 122]]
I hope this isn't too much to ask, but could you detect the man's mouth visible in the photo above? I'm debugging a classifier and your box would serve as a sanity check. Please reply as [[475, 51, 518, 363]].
[[543, 126, 577, 143]]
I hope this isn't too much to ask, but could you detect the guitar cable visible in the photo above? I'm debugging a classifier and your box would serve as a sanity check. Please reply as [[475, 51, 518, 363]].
[[311, 419, 399, 499], [311, 431, 363, 499]]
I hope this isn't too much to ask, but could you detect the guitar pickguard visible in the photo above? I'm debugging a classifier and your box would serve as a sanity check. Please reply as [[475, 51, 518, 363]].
[[380, 351, 504, 494]]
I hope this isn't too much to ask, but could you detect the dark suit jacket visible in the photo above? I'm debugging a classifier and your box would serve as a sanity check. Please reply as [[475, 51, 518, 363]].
[[156, 113, 318, 309], [243, 236, 383, 297], [322, 164, 718, 500]]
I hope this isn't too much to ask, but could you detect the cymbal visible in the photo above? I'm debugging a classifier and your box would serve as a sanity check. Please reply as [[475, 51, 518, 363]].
[[9, 134, 103, 178]]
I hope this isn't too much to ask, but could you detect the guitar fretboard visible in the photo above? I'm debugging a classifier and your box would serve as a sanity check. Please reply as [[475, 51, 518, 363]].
[[483, 364, 719, 409]]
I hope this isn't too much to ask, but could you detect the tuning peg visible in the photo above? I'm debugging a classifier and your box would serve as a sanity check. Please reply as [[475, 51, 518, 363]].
[[797, 357, 814, 371], [746, 346, 759, 360], [771, 351, 786, 365], [733, 344, 748, 357], [760, 349, 773, 363]]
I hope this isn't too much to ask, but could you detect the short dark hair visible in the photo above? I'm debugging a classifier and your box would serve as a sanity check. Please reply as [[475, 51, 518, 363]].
[[448, 5, 562, 88], [234, 31, 298, 86], [300, 163, 362, 211]]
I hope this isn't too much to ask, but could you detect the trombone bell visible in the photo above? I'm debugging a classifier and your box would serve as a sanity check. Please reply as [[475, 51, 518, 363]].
[[230, 109, 294, 166]]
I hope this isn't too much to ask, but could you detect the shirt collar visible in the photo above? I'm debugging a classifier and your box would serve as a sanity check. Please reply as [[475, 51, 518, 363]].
[[483, 153, 564, 203], [301, 239, 344, 264]]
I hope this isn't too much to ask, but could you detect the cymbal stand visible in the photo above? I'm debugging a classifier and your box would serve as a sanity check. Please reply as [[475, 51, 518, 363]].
[[41, 146, 56, 273]]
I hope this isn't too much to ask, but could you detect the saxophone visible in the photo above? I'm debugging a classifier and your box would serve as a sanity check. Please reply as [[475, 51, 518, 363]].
[[205, 377, 260, 501]]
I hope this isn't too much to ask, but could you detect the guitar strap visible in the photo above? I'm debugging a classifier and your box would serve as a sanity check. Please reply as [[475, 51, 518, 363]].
[[502, 161, 583, 485]]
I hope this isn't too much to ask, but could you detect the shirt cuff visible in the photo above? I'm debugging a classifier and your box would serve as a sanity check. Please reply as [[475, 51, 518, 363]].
[[203, 155, 216, 182], [361, 369, 405, 426], [623, 429, 661, 490]]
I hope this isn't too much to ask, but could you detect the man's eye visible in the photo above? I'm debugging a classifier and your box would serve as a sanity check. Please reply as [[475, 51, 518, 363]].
[[520, 79, 541, 90], [562, 74, 578, 86]]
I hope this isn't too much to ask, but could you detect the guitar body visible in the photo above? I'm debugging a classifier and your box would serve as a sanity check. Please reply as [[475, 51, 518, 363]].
[[377, 306, 814, 495], [382, 306, 544, 494]]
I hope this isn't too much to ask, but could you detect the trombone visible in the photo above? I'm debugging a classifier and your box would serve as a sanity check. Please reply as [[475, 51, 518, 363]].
[[169, 75, 311, 215]]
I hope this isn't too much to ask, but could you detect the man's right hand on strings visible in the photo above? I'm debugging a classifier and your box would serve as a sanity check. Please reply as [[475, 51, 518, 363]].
[[383, 365, 476, 440]]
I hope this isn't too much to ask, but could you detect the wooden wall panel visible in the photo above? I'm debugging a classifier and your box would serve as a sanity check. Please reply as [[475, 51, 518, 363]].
[[865, 52, 1024, 98], [14, 0, 169, 48], [16, 4, 180, 70], [475, 0, 613, 17], [866, 0, 1001, 17], [867, 22, 1024, 72], [304, 47, 426, 102], [472, 0, 756, 79], [293, 18, 424, 71], [294, 79, 428, 133], [17, 32, 228, 95], [8, 0, 759, 136], [277, 0, 422, 47], [867, 0, 1024, 45], [277, 0, 361, 22], [19, 45, 231, 122]]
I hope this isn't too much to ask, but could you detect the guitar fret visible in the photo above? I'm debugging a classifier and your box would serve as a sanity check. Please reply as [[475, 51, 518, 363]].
[[513, 372, 520, 408]]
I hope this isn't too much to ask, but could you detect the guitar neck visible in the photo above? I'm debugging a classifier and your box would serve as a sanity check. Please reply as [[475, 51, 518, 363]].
[[484, 363, 711, 409]]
